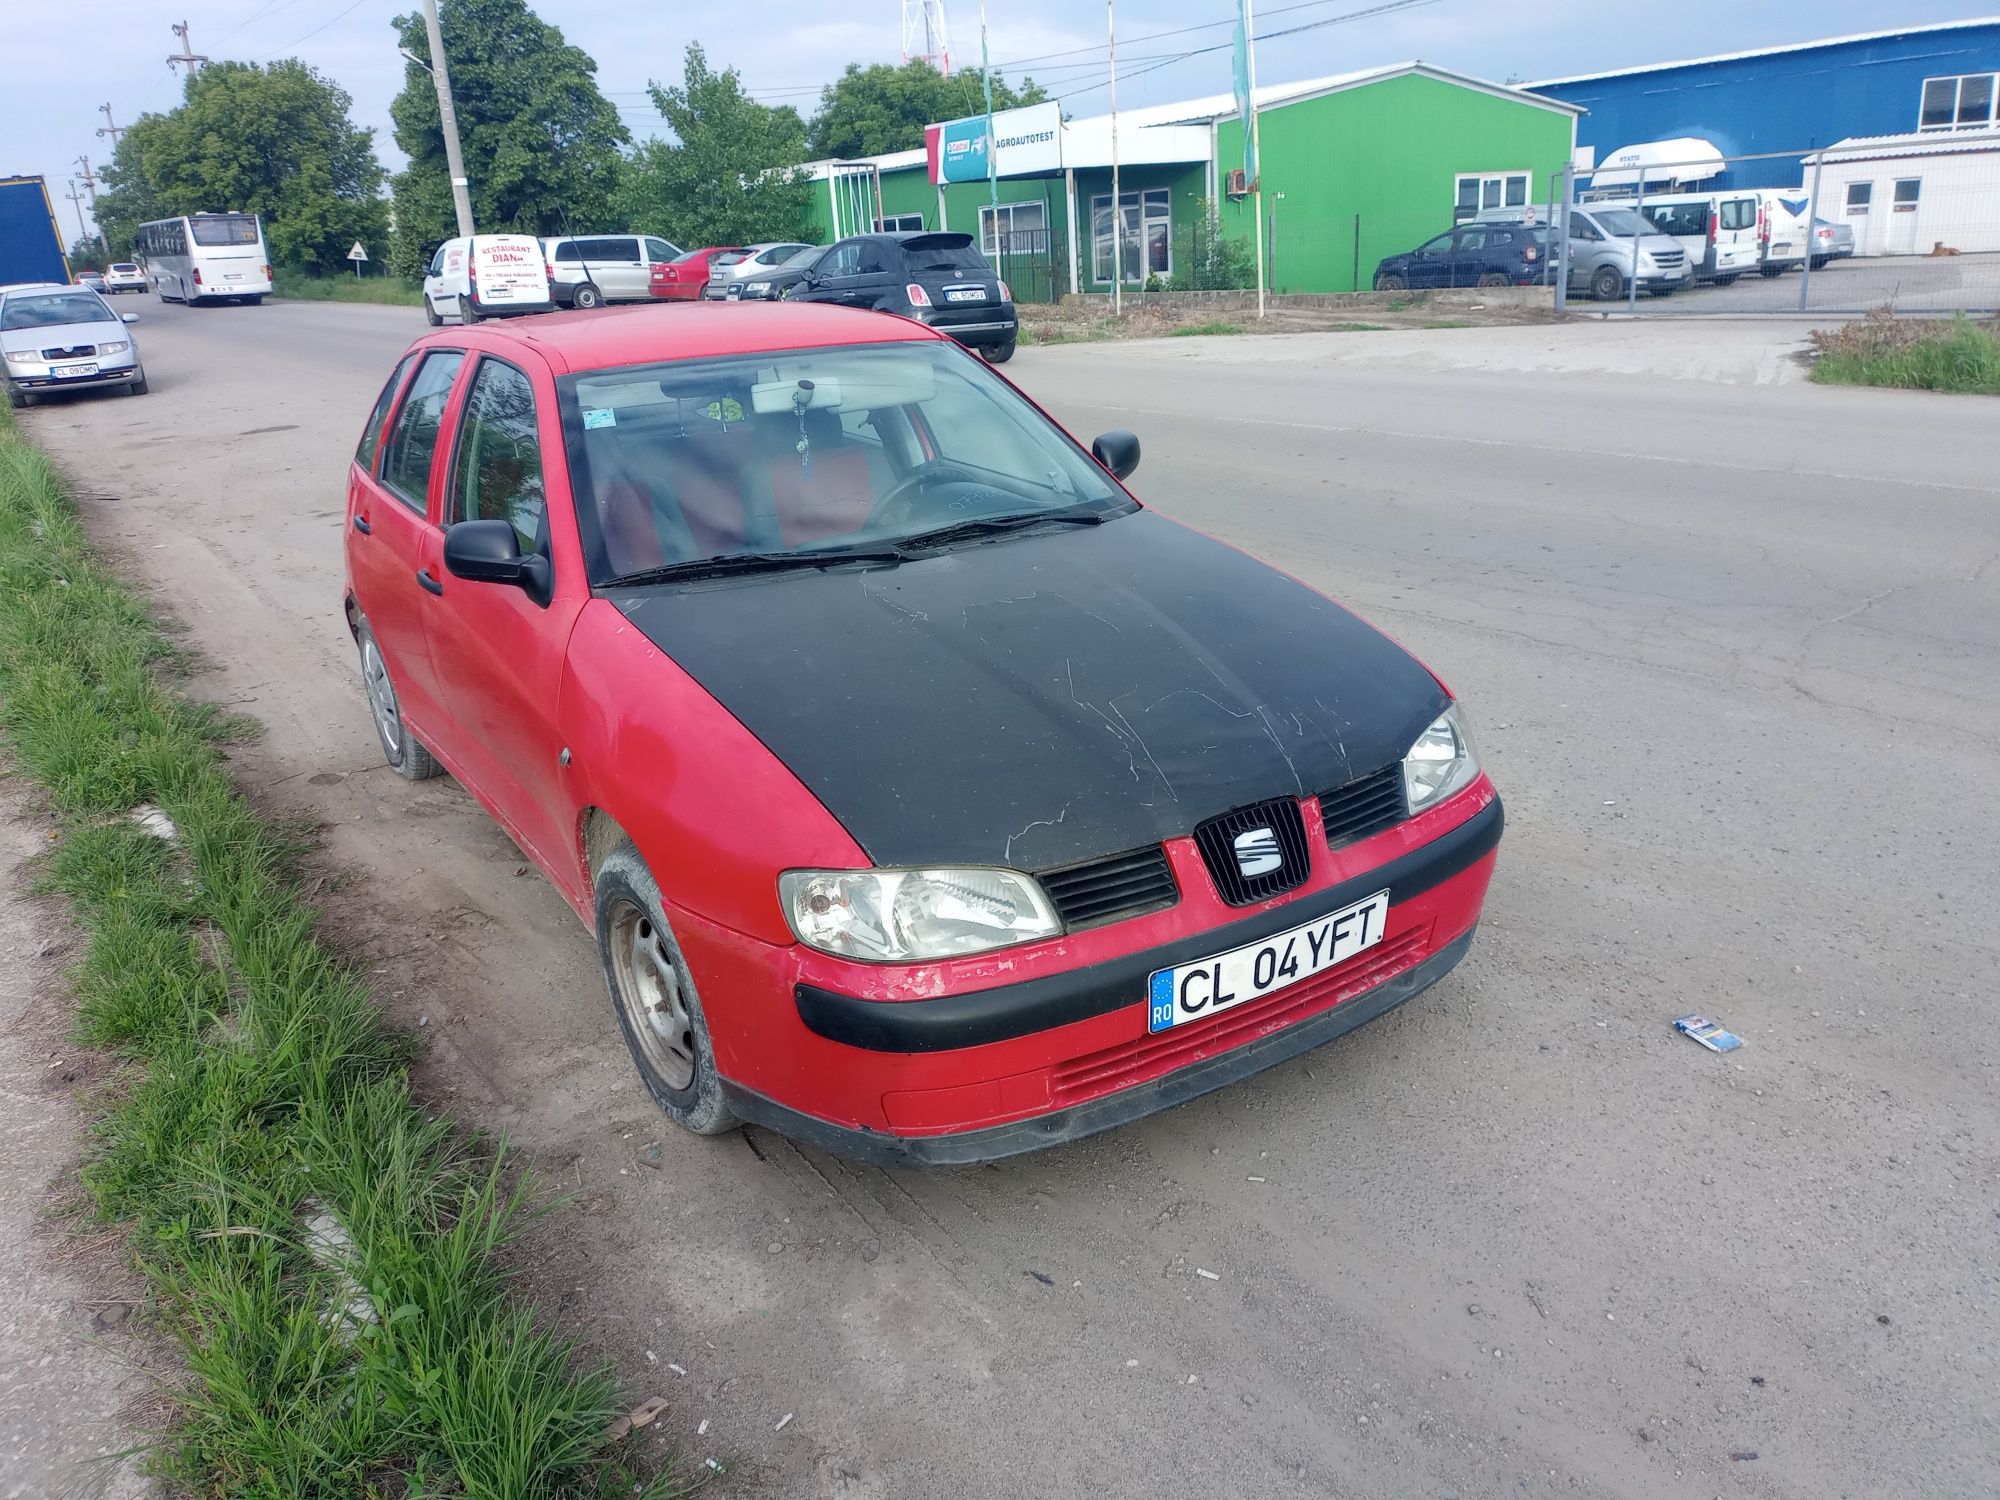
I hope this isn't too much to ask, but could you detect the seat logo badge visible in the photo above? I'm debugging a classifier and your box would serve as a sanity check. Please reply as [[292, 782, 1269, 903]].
[[1233, 827, 1282, 878]]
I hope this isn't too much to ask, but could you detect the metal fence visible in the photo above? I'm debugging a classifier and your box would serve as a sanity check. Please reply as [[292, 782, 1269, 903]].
[[989, 227, 1071, 306], [1554, 146, 2000, 317]]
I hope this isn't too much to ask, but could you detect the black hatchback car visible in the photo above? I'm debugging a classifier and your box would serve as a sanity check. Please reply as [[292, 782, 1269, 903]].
[[1373, 222, 1548, 291], [790, 231, 1018, 362]]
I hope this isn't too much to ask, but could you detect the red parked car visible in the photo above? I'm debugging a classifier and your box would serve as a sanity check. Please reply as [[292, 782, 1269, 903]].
[[342, 302, 1502, 1164], [649, 246, 748, 301]]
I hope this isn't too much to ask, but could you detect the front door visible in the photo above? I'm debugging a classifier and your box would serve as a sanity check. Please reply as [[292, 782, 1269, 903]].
[[1886, 178, 1922, 255], [1407, 232, 1454, 289], [1448, 226, 1488, 287], [797, 241, 860, 305], [425, 353, 584, 876], [353, 348, 466, 736]]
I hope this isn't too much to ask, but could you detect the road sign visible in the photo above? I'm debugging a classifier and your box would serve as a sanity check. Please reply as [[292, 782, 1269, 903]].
[[347, 241, 368, 261]]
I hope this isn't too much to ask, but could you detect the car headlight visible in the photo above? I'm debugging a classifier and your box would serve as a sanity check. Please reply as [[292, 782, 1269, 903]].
[[3, 350, 36, 366], [1402, 703, 1480, 815], [98, 341, 130, 355], [780, 867, 1062, 962]]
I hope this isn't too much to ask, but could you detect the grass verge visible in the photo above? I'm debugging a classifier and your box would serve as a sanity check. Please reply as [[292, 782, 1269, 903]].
[[1168, 321, 1248, 338], [273, 269, 426, 308], [1810, 311, 2000, 395], [0, 413, 680, 1495]]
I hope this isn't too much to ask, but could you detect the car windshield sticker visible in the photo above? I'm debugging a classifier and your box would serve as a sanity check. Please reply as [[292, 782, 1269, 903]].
[[583, 408, 616, 430]]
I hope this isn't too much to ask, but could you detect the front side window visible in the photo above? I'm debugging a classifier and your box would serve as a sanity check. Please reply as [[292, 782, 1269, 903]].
[[644, 238, 679, 263], [1845, 182, 1873, 213], [1585, 207, 1653, 239], [357, 354, 418, 473], [451, 358, 547, 556], [380, 351, 466, 512], [820, 242, 861, 277], [565, 342, 1127, 584]]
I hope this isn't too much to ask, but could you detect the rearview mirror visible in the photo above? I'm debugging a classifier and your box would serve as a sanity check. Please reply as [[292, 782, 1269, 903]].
[[121, 312, 139, 324], [1092, 430, 1141, 482], [443, 519, 552, 606]]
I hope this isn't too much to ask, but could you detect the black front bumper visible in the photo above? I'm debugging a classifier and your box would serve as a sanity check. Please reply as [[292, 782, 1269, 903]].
[[726, 924, 1478, 1167]]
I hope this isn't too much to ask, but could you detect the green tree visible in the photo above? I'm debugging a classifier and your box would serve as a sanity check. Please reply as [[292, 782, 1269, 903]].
[[807, 60, 1048, 160], [388, 0, 628, 276], [614, 43, 814, 249], [67, 237, 105, 272], [92, 61, 386, 272]]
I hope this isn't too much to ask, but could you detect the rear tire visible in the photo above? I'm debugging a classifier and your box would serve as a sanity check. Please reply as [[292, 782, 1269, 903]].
[[1590, 265, 1624, 301], [242, 294, 264, 306], [1759, 264, 1784, 278], [357, 624, 442, 781], [1810, 256, 1829, 271], [982, 338, 1017, 364], [1374, 273, 1407, 292], [595, 844, 738, 1138], [423, 295, 442, 327], [461, 300, 482, 325], [1475, 272, 1509, 288], [572, 282, 603, 310], [1713, 274, 1740, 287]]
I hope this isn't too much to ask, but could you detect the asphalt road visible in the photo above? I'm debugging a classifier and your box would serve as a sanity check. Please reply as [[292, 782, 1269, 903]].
[[1576, 250, 2000, 315], [20, 299, 1999, 1500]]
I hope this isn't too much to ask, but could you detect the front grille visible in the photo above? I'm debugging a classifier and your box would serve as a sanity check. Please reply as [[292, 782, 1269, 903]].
[[1050, 920, 1433, 1107], [1041, 844, 1178, 930], [40, 344, 95, 360], [1320, 765, 1407, 848], [1192, 797, 1312, 906]]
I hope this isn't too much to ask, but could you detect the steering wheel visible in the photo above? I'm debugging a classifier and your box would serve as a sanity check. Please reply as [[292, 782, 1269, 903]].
[[869, 459, 980, 531]]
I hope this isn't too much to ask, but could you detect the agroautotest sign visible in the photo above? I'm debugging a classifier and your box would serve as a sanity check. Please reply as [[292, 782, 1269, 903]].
[[927, 102, 1063, 184]]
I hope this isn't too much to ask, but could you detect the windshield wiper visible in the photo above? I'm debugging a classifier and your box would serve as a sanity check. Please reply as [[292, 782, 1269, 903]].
[[601, 545, 905, 588], [896, 505, 1113, 553]]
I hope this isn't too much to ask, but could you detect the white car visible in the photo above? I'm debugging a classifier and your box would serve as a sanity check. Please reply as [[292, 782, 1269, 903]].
[[102, 262, 148, 294], [422, 234, 553, 325], [2, 283, 147, 407]]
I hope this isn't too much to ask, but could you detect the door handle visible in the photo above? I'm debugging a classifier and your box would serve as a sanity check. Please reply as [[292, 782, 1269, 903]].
[[416, 568, 444, 596], [352, 514, 371, 535]]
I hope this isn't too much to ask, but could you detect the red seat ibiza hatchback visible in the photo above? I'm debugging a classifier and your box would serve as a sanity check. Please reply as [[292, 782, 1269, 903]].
[[343, 302, 1502, 1164]]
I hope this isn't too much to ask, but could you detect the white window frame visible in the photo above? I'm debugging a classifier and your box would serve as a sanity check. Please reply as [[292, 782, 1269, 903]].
[[1454, 171, 1531, 223], [1844, 181, 1872, 214], [977, 200, 1048, 258], [1892, 177, 1922, 212], [1090, 188, 1171, 284], [873, 214, 925, 233], [1918, 72, 1999, 131]]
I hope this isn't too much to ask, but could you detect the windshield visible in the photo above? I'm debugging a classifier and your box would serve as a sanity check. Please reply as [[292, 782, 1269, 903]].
[[1585, 208, 1658, 239], [565, 341, 1127, 584], [2, 292, 115, 330], [781, 245, 822, 267], [190, 214, 260, 247]]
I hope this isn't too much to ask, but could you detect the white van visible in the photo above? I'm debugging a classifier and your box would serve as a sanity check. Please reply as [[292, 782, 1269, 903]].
[[1755, 194, 1810, 277], [1633, 192, 1761, 284], [421, 234, 553, 325]]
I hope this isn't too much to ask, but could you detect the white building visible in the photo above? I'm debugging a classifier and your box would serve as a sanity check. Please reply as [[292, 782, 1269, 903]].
[[1802, 128, 2000, 256]]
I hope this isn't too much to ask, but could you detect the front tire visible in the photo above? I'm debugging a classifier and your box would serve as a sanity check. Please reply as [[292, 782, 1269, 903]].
[[571, 282, 603, 310], [6, 385, 28, 410], [1374, 273, 1407, 292], [595, 844, 737, 1137], [357, 624, 442, 781], [125, 367, 149, 396], [1590, 265, 1625, 301], [1475, 272, 1509, 288]]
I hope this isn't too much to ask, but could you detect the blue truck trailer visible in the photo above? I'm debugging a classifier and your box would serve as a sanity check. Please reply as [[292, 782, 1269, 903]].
[[0, 176, 71, 288]]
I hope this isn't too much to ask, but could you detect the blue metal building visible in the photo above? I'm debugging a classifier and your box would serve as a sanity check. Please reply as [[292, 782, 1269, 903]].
[[1526, 18, 2000, 188]]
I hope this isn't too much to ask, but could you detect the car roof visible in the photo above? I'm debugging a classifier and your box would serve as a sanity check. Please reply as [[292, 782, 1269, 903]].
[[443, 301, 944, 374]]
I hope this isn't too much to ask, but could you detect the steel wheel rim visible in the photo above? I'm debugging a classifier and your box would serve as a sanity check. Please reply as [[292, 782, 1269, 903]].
[[361, 639, 401, 756], [609, 899, 697, 1091]]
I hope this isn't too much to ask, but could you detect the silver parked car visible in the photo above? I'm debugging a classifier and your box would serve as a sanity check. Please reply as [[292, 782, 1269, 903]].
[[542, 233, 682, 308], [1810, 218, 1856, 269], [701, 242, 816, 299], [1, 283, 147, 407], [1564, 205, 1691, 301]]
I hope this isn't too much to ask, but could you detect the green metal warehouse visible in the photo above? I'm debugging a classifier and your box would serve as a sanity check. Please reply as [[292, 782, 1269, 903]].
[[803, 63, 1581, 298]]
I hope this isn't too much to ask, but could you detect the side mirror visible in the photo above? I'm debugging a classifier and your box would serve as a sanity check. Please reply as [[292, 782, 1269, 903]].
[[1092, 430, 1141, 482], [443, 518, 552, 606], [121, 312, 140, 324]]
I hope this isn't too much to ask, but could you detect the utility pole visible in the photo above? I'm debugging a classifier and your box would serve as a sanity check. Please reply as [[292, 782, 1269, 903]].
[[64, 181, 91, 248], [1108, 0, 1121, 315], [167, 20, 208, 74], [418, 0, 476, 237], [97, 103, 126, 145], [74, 156, 99, 209], [979, 0, 997, 232]]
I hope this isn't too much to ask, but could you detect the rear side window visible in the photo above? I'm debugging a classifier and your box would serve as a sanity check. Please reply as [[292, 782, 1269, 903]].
[[855, 242, 893, 275], [450, 358, 547, 556], [380, 351, 466, 513], [356, 354, 418, 473], [1647, 203, 1707, 237], [554, 243, 581, 263], [1719, 198, 1756, 231]]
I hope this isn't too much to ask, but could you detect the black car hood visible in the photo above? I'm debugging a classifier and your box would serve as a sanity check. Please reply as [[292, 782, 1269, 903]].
[[612, 510, 1448, 870]]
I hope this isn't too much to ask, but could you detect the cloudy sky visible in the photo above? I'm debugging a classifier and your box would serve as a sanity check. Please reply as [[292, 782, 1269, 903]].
[[8, 0, 1993, 237]]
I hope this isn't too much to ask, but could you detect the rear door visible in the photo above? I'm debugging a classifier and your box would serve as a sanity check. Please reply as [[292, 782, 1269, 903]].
[[1447, 226, 1488, 286], [469, 236, 552, 313], [586, 237, 645, 300], [425, 352, 583, 871], [349, 348, 467, 738]]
